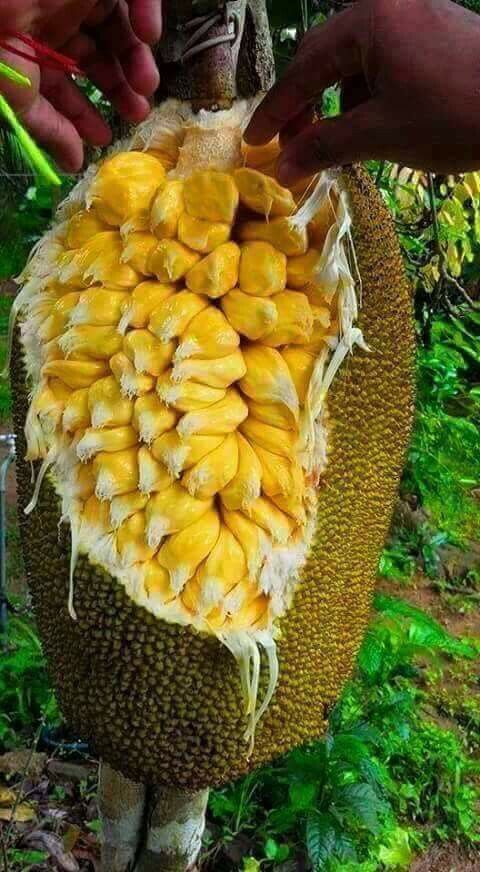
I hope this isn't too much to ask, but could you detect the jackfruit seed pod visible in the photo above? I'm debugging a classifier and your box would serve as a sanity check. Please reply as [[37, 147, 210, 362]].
[[253, 444, 301, 498], [117, 511, 155, 566], [152, 432, 223, 478], [222, 576, 262, 618], [239, 242, 287, 297], [30, 381, 65, 437], [177, 388, 248, 438], [157, 372, 226, 412], [81, 495, 112, 539], [109, 352, 156, 398], [287, 248, 322, 289], [38, 292, 80, 342], [82, 235, 140, 288], [229, 591, 269, 632], [178, 213, 231, 253], [138, 446, 174, 495], [221, 290, 278, 341], [175, 307, 240, 361], [281, 348, 316, 404], [171, 350, 246, 389], [308, 193, 338, 248], [149, 290, 208, 343], [220, 433, 262, 511], [148, 240, 200, 283], [151, 180, 185, 238], [42, 359, 109, 390], [181, 432, 238, 499], [59, 325, 123, 360], [239, 217, 308, 256], [186, 242, 240, 298], [76, 425, 138, 461], [121, 232, 158, 274], [143, 561, 175, 604], [239, 345, 299, 417], [241, 137, 280, 174], [194, 524, 247, 611], [183, 170, 239, 223], [240, 417, 296, 460], [69, 289, 129, 327], [118, 281, 174, 334], [132, 394, 177, 444], [65, 209, 108, 248], [246, 496, 296, 544], [262, 290, 313, 347], [67, 462, 96, 500], [157, 508, 221, 593], [301, 315, 331, 355], [270, 491, 306, 526], [303, 281, 334, 308], [247, 400, 297, 430], [87, 151, 166, 226], [123, 330, 175, 376], [88, 376, 134, 428], [93, 447, 139, 500], [62, 387, 90, 432], [222, 508, 266, 576], [110, 491, 148, 529], [145, 483, 213, 548], [234, 168, 296, 218]]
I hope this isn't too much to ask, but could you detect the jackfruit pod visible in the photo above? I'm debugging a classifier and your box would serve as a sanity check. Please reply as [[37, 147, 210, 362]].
[[194, 524, 247, 611], [220, 433, 262, 511], [59, 325, 123, 360], [239, 345, 299, 417], [222, 508, 266, 576], [67, 462, 96, 500], [118, 281, 174, 334], [109, 352, 156, 398], [246, 496, 295, 544], [121, 233, 158, 274], [287, 248, 322, 289], [110, 491, 148, 529], [281, 348, 316, 404], [229, 592, 269, 631], [234, 168, 295, 218], [30, 381, 65, 436], [148, 240, 200, 283], [69, 288, 129, 327], [221, 290, 277, 341], [88, 376, 134, 429], [87, 151, 166, 226], [151, 180, 184, 239], [183, 170, 239, 223], [247, 399, 297, 430], [149, 290, 208, 343], [308, 193, 338, 248], [186, 242, 240, 298], [93, 447, 139, 500], [42, 359, 109, 390], [76, 425, 138, 462], [241, 138, 280, 174], [239, 217, 308, 256], [123, 330, 175, 376], [143, 561, 175, 603], [222, 577, 262, 617], [181, 432, 238, 499], [138, 446, 173, 495], [240, 416, 296, 460], [270, 491, 306, 526], [152, 431, 223, 479], [65, 209, 108, 248], [303, 281, 334, 307], [178, 212, 230, 253], [132, 394, 177, 444], [62, 387, 90, 432], [262, 290, 313, 347], [65, 233, 139, 289], [239, 242, 286, 297], [81, 495, 112, 539], [301, 314, 331, 355], [117, 511, 155, 566], [253, 444, 302, 498], [177, 388, 248, 438], [171, 350, 246, 389], [145, 483, 213, 547], [157, 372, 226, 412], [157, 508, 221, 593], [175, 307, 240, 361], [38, 292, 80, 342]]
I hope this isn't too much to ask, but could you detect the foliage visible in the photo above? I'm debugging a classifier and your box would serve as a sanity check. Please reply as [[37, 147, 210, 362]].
[[0, 295, 12, 420]]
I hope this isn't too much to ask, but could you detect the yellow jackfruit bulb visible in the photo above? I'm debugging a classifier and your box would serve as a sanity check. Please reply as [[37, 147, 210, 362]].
[[239, 217, 308, 256], [247, 496, 296, 544], [287, 248, 322, 289], [62, 387, 90, 433], [239, 345, 299, 417], [110, 491, 148, 529], [229, 592, 269, 631], [151, 180, 185, 239], [93, 447, 139, 500], [177, 388, 248, 438], [87, 151, 166, 226], [262, 290, 314, 347], [81, 495, 112, 538], [157, 509, 221, 593], [138, 446, 173, 495], [175, 307, 240, 362], [152, 431, 223, 478], [109, 352, 155, 398], [172, 350, 246, 390], [76, 425, 138, 462], [121, 233, 158, 274], [247, 399, 297, 430], [182, 432, 238, 499], [234, 167, 296, 218], [221, 289, 278, 341], [65, 209, 108, 248], [186, 242, 240, 298], [253, 444, 301, 498], [308, 193, 338, 248], [148, 240, 200, 283], [281, 348, 316, 404], [143, 561, 175, 604], [303, 281, 334, 307], [145, 483, 213, 548], [157, 372, 226, 413], [241, 416, 296, 460], [118, 281, 174, 334], [88, 376, 133, 429], [301, 316, 331, 355], [184, 170, 239, 223], [68, 462, 96, 500], [117, 512, 155, 566], [241, 137, 281, 173], [38, 292, 80, 342], [123, 330, 174, 377], [178, 213, 231, 253], [69, 288, 129, 327], [29, 382, 64, 438], [133, 394, 177, 445], [270, 491, 306, 526], [220, 433, 262, 511], [239, 242, 287, 297], [222, 508, 266, 576], [42, 359, 109, 390], [149, 290, 208, 343], [195, 525, 247, 611], [59, 325, 123, 360], [68, 233, 139, 289]]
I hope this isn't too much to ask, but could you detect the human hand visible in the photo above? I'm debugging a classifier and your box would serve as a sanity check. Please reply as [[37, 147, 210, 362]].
[[0, 0, 162, 173], [245, 0, 480, 183]]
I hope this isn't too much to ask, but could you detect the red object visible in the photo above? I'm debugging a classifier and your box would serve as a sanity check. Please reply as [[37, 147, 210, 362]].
[[0, 31, 83, 76]]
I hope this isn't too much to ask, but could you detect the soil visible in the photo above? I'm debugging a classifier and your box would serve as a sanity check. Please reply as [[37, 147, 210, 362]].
[[410, 843, 480, 871]]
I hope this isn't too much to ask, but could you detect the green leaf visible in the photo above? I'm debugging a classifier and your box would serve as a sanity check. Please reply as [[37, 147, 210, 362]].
[[243, 858, 261, 872], [306, 812, 337, 869], [334, 783, 385, 834], [378, 827, 413, 869], [289, 781, 318, 811]]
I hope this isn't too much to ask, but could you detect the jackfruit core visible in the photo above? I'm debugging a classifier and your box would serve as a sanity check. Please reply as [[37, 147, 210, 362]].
[[10, 101, 363, 746]]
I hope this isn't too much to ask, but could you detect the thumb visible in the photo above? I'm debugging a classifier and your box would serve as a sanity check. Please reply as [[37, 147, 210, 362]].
[[276, 100, 386, 185]]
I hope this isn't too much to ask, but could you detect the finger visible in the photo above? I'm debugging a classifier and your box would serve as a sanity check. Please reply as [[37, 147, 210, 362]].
[[21, 93, 85, 173], [84, 0, 118, 27], [279, 106, 314, 147], [93, 0, 159, 95], [128, 0, 163, 44], [276, 100, 386, 184], [245, 7, 365, 146], [40, 68, 112, 147]]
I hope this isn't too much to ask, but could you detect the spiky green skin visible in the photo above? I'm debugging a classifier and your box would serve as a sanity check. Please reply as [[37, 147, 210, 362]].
[[12, 167, 414, 790]]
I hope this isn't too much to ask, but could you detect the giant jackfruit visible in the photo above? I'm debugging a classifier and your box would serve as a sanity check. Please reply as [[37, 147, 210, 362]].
[[8, 96, 414, 792]]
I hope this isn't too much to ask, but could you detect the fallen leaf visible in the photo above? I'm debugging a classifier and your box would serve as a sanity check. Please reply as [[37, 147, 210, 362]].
[[63, 824, 81, 853], [0, 786, 16, 805], [0, 802, 36, 822], [0, 751, 47, 779]]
